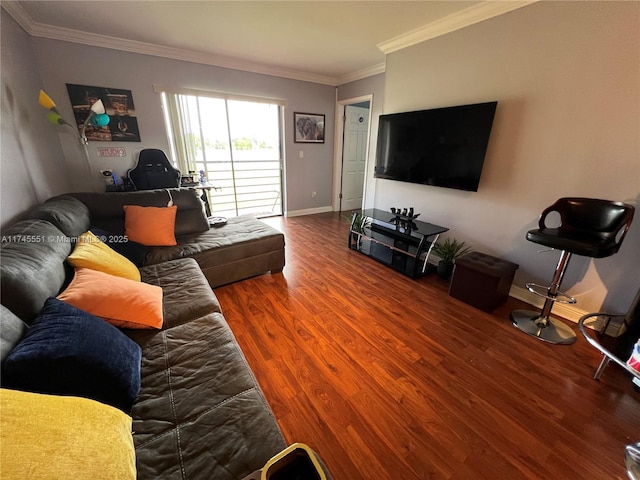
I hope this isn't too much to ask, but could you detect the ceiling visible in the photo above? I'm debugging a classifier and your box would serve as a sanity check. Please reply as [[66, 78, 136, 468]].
[[3, 1, 534, 85]]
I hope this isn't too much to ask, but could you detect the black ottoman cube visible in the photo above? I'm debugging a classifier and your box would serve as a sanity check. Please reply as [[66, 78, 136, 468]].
[[449, 252, 519, 312]]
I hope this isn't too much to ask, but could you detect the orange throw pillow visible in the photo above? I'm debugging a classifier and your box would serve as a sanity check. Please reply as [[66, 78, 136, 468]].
[[123, 205, 177, 246], [57, 268, 163, 329]]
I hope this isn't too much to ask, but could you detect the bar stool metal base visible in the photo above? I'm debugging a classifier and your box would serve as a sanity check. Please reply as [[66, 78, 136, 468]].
[[511, 309, 577, 345]]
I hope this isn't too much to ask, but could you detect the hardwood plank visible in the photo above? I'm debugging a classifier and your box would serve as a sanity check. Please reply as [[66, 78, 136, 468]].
[[215, 212, 639, 479]]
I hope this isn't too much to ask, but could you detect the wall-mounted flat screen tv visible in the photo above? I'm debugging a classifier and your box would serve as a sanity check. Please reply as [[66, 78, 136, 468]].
[[374, 101, 498, 192]]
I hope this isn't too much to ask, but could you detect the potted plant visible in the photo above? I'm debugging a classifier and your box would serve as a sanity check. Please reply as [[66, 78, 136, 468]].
[[348, 212, 371, 233], [347, 212, 371, 248], [432, 238, 472, 279]]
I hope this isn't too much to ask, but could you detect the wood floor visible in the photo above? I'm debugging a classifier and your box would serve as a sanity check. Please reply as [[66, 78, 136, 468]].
[[215, 212, 639, 480]]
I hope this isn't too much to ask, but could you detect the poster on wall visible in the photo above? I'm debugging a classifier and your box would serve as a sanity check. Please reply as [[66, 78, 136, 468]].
[[294, 112, 325, 143], [65, 84, 141, 142]]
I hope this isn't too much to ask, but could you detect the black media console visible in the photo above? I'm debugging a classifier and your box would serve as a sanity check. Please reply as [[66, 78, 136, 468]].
[[348, 208, 448, 278]]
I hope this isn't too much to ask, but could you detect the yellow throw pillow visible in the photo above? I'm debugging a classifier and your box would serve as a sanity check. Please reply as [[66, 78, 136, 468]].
[[0, 388, 136, 480], [68, 231, 141, 281], [124, 205, 178, 246], [58, 268, 163, 329]]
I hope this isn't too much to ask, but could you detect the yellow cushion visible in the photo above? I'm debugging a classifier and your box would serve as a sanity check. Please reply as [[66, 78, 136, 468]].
[[58, 268, 163, 329], [124, 205, 177, 246], [68, 231, 141, 281], [0, 388, 136, 480]]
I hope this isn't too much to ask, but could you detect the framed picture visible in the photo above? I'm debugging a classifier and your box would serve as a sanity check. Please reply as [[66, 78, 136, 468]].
[[294, 112, 325, 143], [65, 83, 141, 142]]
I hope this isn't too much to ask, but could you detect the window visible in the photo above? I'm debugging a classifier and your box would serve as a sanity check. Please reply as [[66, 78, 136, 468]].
[[159, 88, 285, 218]]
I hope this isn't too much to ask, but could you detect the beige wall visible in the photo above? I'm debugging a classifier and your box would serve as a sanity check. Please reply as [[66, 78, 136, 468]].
[[1, 12, 71, 228], [376, 1, 639, 313]]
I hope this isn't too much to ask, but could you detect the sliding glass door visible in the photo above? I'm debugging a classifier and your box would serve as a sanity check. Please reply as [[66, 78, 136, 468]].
[[163, 92, 283, 218]]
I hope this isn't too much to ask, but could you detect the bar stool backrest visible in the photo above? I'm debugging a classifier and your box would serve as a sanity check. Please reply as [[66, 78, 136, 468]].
[[540, 197, 635, 249]]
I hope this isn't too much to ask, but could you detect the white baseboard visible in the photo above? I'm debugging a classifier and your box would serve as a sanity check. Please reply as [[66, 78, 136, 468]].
[[285, 206, 333, 217], [508, 285, 588, 324]]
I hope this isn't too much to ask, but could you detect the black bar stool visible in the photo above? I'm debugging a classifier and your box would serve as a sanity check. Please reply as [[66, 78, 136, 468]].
[[511, 197, 635, 345]]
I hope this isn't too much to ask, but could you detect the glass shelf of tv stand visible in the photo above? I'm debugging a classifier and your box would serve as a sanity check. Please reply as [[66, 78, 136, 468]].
[[348, 208, 449, 278]]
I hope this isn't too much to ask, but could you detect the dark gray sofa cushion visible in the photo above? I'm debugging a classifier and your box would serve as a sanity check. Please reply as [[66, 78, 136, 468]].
[[129, 257, 286, 479], [0, 220, 72, 322], [0, 305, 28, 362], [146, 215, 284, 266], [145, 215, 286, 288], [139, 258, 222, 329], [131, 313, 286, 480], [28, 195, 91, 238], [70, 188, 209, 237]]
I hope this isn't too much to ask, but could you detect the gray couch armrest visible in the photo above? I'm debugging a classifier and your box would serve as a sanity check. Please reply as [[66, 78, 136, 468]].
[[1, 220, 73, 322]]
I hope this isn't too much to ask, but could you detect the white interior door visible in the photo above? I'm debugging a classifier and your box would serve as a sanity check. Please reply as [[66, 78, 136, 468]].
[[341, 105, 369, 211]]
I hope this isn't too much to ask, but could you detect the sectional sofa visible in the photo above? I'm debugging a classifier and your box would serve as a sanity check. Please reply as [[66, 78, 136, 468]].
[[0, 189, 287, 479], [70, 188, 286, 288]]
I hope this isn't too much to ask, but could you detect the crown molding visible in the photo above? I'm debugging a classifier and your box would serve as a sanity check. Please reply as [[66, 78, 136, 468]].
[[378, 0, 539, 55], [336, 62, 386, 87], [1, 1, 338, 86], [2, 0, 539, 87], [34, 23, 338, 86], [1, 1, 33, 33]]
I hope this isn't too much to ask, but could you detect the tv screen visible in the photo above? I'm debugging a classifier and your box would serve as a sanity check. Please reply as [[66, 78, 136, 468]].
[[374, 101, 498, 192]]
